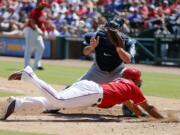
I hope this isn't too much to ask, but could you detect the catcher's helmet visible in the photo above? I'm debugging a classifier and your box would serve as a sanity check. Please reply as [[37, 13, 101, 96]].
[[122, 67, 142, 87], [105, 18, 124, 29], [105, 20, 119, 29]]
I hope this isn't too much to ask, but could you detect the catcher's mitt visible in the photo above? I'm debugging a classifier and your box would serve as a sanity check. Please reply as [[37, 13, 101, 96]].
[[106, 28, 124, 48]]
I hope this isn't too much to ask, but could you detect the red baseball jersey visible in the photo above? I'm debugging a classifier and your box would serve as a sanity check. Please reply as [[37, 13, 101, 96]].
[[98, 78, 146, 108], [27, 9, 47, 31]]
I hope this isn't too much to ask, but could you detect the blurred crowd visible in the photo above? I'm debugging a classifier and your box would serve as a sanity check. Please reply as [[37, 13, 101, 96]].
[[0, 0, 179, 38]]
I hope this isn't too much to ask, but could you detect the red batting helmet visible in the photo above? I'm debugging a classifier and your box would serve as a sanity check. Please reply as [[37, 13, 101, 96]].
[[122, 67, 142, 87]]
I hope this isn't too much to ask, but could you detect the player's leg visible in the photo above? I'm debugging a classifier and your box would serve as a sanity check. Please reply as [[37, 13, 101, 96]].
[[1, 96, 56, 120], [15, 97, 57, 111], [20, 66, 60, 103], [79, 62, 110, 84], [7, 66, 61, 113], [33, 35, 45, 70], [2, 66, 64, 120], [53, 80, 103, 108], [21, 67, 103, 108], [105, 63, 124, 82], [1, 80, 103, 120], [43, 84, 72, 114], [24, 28, 33, 68], [9, 67, 103, 108]]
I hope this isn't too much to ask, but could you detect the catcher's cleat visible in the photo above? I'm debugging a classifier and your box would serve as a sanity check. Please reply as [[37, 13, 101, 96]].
[[1, 97, 16, 120], [8, 71, 22, 80]]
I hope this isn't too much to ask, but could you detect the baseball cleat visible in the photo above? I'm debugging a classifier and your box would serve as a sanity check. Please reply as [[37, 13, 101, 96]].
[[37, 66, 44, 70], [8, 71, 23, 80], [8, 66, 35, 82], [1, 97, 16, 120]]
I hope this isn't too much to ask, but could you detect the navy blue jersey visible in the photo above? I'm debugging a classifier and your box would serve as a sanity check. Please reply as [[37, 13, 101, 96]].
[[83, 30, 135, 72]]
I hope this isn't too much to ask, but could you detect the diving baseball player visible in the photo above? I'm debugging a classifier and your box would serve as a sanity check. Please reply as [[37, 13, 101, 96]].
[[1, 66, 163, 120], [23, 0, 48, 70]]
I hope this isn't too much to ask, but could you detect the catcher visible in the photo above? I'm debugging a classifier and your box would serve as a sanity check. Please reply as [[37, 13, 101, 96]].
[[81, 18, 136, 84], [1, 66, 163, 120]]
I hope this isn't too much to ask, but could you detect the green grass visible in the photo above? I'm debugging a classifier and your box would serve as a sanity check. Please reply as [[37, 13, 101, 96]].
[[0, 61, 87, 85], [0, 61, 180, 99], [0, 130, 53, 135], [36, 64, 87, 85], [141, 72, 180, 99]]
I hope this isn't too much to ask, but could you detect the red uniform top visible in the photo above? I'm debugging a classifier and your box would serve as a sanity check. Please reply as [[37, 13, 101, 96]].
[[27, 9, 47, 31], [98, 78, 146, 108]]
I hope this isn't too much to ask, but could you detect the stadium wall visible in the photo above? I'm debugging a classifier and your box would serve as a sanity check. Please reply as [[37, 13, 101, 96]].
[[0, 34, 57, 59], [0, 34, 180, 66]]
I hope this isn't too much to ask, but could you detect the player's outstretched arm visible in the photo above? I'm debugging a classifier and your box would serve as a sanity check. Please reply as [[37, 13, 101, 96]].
[[139, 101, 164, 119]]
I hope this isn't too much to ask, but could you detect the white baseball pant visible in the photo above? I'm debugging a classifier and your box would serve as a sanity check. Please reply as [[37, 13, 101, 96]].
[[23, 27, 45, 70], [13, 66, 103, 113]]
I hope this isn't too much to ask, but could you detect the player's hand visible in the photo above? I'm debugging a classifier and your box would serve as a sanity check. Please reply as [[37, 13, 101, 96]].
[[90, 36, 99, 49]]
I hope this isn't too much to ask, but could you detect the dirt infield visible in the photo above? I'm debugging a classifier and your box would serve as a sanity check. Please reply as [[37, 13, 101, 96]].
[[0, 57, 180, 135]]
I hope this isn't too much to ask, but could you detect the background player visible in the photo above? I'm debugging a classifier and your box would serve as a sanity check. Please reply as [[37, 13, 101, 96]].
[[23, 0, 48, 70], [1, 66, 163, 120]]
